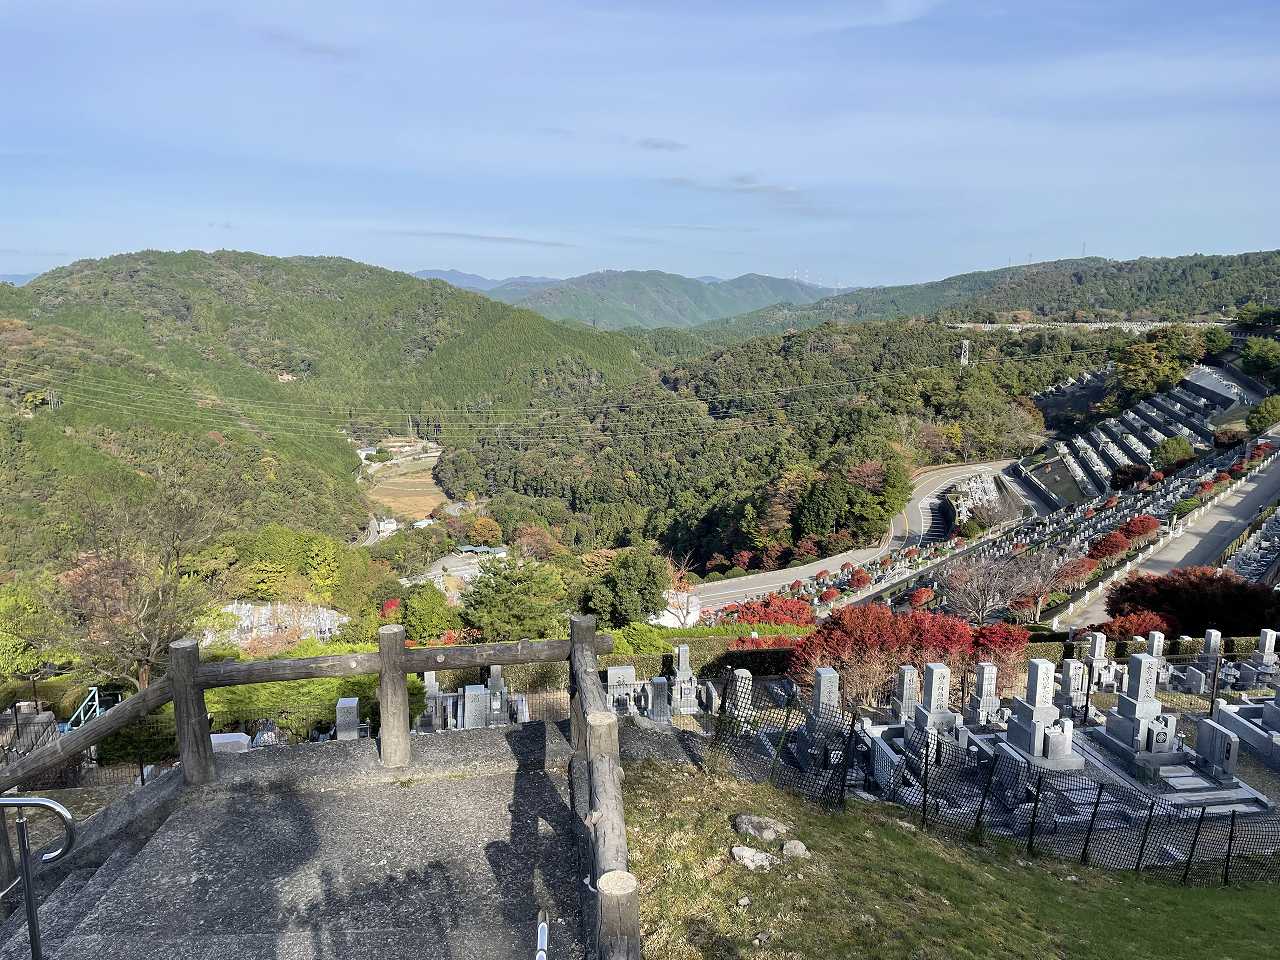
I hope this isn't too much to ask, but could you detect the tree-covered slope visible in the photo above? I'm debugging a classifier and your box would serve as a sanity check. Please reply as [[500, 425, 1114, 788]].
[[705, 250, 1280, 342], [0, 250, 654, 572], [437, 321, 1128, 572], [494, 269, 834, 330]]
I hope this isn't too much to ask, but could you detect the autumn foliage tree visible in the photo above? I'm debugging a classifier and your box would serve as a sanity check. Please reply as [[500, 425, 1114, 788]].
[[1091, 610, 1170, 645], [907, 587, 935, 608], [1088, 530, 1130, 563], [790, 604, 974, 705], [1121, 514, 1160, 542], [1106, 566, 1278, 636], [720, 593, 814, 627]]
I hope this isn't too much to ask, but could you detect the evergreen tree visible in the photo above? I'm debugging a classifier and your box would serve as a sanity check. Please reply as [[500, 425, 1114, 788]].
[[587, 545, 672, 627], [403, 583, 461, 643], [1151, 435, 1195, 471], [462, 557, 568, 642]]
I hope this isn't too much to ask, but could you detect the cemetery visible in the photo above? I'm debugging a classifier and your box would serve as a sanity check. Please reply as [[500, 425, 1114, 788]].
[[5, 615, 1280, 960]]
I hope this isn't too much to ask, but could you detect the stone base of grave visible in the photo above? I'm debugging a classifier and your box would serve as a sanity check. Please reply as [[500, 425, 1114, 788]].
[[1086, 726, 1194, 783], [1212, 701, 1280, 769], [993, 739, 1085, 772]]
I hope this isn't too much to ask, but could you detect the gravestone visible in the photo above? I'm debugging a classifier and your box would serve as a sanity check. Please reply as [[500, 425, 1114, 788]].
[[607, 665, 639, 715], [251, 720, 287, 748], [796, 667, 843, 771], [964, 662, 1003, 727], [421, 672, 439, 698], [486, 665, 509, 724], [1004, 658, 1081, 769], [911, 662, 961, 735], [1083, 631, 1124, 692], [698, 679, 721, 715], [671, 644, 699, 715], [336, 697, 360, 741], [891, 665, 919, 725], [1146, 631, 1165, 659], [729, 669, 753, 719], [1099, 653, 1181, 775], [1238, 629, 1279, 688], [642, 676, 673, 725], [1196, 715, 1239, 781], [462, 684, 488, 729], [1055, 658, 1088, 717]]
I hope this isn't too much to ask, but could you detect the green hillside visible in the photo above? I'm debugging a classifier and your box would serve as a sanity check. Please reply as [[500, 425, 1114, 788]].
[[705, 250, 1280, 341], [437, 321, 1131, 572], [0, 250, 653, 572], [493, 269, 833, 330]]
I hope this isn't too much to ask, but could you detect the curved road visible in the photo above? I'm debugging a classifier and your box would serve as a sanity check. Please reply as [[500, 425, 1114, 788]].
[[695, 459, 1017, 609]]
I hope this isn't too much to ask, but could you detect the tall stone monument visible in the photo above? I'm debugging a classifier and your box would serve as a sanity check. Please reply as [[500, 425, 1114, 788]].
[[964, 662, 1003, 727], [910, 662, 961, 736], [1003, 658, 1082, 770], [891, 665, 919, 725], [1097, 653, 1183, 777]]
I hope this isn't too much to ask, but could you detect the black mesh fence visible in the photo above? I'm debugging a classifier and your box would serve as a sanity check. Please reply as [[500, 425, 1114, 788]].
[[709, 675, 1280, 886], [3, 715, 180, 790], [887, 725, 1280, 886], [711, 671, 856, 809]]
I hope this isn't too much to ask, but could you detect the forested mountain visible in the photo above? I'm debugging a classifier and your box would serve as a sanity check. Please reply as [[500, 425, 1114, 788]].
[[436, 322, 1130, 572], [491, 269, 835, 330], [706, 250, 1280, 342], [0, 250, 653, 572], [412, 269, 559, 294]]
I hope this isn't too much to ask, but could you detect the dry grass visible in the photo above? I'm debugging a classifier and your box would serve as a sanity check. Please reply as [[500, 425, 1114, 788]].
[[624, 761, 1275, 960]]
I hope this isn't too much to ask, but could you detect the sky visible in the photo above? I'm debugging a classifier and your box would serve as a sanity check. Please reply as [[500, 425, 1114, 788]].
[[2, 0, 1279, 286]]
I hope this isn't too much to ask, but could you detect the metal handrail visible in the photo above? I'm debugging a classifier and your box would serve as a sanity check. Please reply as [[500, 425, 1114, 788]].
[[1, 797, 76, 960]]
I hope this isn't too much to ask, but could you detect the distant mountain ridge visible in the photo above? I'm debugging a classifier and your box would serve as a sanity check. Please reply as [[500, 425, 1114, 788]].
[[490, 269, 837, 330], [703, 250, 1280, 341], [0, 274, 37, 286], [412, 268, 560, 294]]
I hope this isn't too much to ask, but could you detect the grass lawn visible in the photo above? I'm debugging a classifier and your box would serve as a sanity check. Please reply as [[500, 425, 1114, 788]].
[[624, 761, 1275, 960]]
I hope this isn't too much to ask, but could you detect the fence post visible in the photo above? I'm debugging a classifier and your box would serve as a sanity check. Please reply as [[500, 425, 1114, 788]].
[[377, 624, 411, 769], [837, 715, 860, 807], [1080, 782, 1105, 865], [0, 810, 15, 898], [1181, 806, 1207, 886], [598, 869, 642, 960], [1223, 809, 1236, 886], [972, 758, 997, 844], [569, 615, 595, 754], [1135, 798, 1156, 872], [768, 694, 795, 787], [169, 637, 215, 786], [1026, 774, 1044, 857], [919, 735, 931, 829]]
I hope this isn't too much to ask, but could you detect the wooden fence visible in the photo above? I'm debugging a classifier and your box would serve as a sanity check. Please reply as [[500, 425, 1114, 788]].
[[0, 618, 638, 959]]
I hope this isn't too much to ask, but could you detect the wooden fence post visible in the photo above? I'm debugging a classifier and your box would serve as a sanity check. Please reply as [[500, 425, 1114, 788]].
[[598, 869, 642, 960], [378, 624, 410, 769], [169, 637, 215, 786], [570, 615, 596, 754]]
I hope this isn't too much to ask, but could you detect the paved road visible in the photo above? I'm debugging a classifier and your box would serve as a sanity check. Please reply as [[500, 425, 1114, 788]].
[[694, 459, 1015, 609], [1069, 449, 1280, 626]]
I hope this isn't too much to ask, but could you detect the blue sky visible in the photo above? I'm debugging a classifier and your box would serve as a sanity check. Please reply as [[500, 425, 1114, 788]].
[[2, 1, 1278, 285]]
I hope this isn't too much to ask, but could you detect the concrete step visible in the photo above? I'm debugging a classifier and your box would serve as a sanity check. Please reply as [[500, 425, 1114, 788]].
[[0, 869, 93, 960], [67, 766, 586, 960]]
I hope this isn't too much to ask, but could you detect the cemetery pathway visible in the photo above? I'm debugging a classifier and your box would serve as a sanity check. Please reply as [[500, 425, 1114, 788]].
[[45, 724, 586, 960], [1070, 449, 1280, 626]]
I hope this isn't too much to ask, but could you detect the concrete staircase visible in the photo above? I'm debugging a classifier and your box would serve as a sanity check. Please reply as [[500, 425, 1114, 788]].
[[1, 723, 586, 960]]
